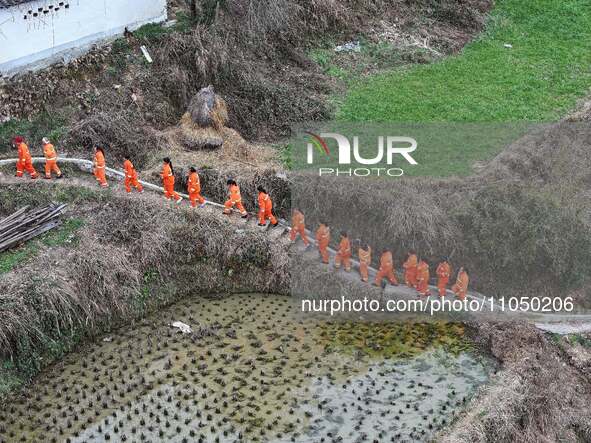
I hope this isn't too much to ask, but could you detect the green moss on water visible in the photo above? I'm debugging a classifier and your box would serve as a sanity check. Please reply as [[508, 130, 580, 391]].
[[321, 321, 471, 359], [0, 295, 492, 441]]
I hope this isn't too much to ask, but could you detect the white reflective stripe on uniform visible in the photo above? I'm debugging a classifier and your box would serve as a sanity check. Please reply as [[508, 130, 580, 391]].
[[46, 157, 57, 161]]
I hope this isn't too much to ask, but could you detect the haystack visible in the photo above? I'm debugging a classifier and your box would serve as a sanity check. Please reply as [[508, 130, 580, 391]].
[[188, 85, 228, 130], [179, 113, 225, 151], [180, 85, 229, 151]]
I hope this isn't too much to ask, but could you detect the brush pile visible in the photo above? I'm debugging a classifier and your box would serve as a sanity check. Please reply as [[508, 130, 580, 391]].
[[0, 203, 66, 253]]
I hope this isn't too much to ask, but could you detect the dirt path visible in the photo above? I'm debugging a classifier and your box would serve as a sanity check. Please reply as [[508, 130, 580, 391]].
[[1, 156, 590, 333], [291, 239, 591, 334]]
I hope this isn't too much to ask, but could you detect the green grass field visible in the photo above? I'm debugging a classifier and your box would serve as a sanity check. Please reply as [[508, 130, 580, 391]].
[[335, 0, 591, 176]]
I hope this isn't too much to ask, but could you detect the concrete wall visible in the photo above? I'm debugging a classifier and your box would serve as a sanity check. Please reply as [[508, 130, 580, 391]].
[[0, 0, 167, 76]]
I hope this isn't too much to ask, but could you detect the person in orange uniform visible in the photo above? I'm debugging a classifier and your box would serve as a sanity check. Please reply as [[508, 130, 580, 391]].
[[374, 249, 399, 287], [187, 167, 205, 208], [93, 146, 108, 188], [42, 137, 62, 179], [290, 208, 309, 246], [403, 250, 418, 288], [452, 267, 470, 300], [315, 221, 330, 264], [161, 157, 182, 203], [334, 231, 351, 272], [257, 186, 278, 227], [14, 136, 38, 179], [123, 155, 143, 193], [436, 257, 452, 297], [415, 258, 431, 297], [358, 243, 372, 282], [223, 179, 247, 218]]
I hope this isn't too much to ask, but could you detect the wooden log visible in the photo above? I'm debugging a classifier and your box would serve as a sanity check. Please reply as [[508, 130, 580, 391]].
[[0, 221, 61, 253], [0, 206, 29, 229], [0, 204, 67, 253], [0, 207, 57, 238]]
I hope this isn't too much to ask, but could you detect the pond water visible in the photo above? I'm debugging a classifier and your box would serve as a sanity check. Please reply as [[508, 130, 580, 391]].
[[0, 294, 494, 443]]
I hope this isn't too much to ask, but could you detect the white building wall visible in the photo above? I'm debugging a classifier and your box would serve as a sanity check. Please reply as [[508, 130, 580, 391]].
[[0, 0, 167, 76]]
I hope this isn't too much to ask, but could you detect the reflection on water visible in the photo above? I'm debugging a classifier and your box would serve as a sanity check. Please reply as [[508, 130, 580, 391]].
[[0, 294, 493, 443]]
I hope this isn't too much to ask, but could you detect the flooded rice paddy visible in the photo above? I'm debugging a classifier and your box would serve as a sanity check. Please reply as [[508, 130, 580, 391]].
[[0, 294, 494, 442]]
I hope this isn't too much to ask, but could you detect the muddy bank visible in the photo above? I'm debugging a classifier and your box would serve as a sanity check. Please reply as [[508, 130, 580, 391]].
[[0, 294, 494, 443]]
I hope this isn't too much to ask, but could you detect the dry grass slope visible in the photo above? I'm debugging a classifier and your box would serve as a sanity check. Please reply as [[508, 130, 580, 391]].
[[442, 322, 591, 442], [291, 121, 591, 303], [0, 183, 289, 372]]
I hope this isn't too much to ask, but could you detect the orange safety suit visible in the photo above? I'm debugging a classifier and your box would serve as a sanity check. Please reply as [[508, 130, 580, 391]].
[[374, 251, 398, 286], [315, 224, 330, 264], [358, 246, 371, 282], [224, 184, 247, 216], [93, 150, 108, 187], [403, 253, 418, 288], [43, 143, 61, 179], [123, 159, 143, 193], [187, 171, 205, 207], [416, 260, 431, 296], [258, 191, 277, 225], [16, 142, 38, 178], [335, 237, 351, 271], [452, 269, 469, 300], [436, 261, 451, 297], [161, 163, 181, 201], [290, 210, 309, 245]]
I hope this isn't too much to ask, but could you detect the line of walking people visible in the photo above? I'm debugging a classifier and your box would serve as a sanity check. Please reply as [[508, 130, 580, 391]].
[[12, 136, 62, 180], [290, 209, 470, 300], [11, 137, 279, 227], [11, 135, 469, 296]]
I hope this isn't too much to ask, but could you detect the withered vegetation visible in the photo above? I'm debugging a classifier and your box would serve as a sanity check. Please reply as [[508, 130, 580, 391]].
[[0, 182, 289, 375]]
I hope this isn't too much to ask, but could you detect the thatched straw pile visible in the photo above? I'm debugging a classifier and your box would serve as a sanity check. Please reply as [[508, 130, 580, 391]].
[[178, 86, 230, 151], [188, 85, 228, 131], [179, 112, 225, 151]]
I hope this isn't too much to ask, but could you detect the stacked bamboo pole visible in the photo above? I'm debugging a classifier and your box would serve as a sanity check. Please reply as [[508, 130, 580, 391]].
[[0, 204, 67, 253]]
